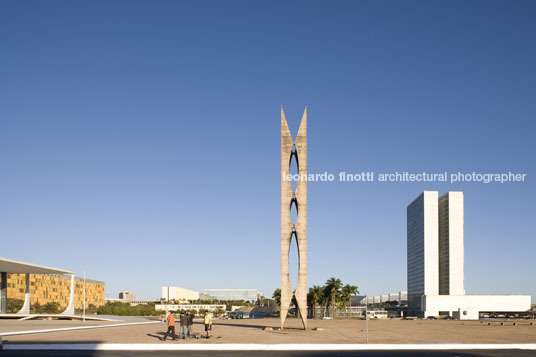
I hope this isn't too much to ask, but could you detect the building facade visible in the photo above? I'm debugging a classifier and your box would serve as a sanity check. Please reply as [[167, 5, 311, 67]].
[[162, 286, 200, 302], [203, 289, 262, 303], [363, 291, 408, 305], [438, 192, 465, 296], [119, 291, 136, 302], [161, 286, 265, 303], [407, 191, 530, 318], [6, 273, 105, 309], [155, 304, 226, 313], [407, 191, 439, 316]]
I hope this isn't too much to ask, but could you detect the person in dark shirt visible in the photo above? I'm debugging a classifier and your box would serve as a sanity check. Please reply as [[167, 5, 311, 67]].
[[179, 311, 189, 339], [186, 310, 194, 338]]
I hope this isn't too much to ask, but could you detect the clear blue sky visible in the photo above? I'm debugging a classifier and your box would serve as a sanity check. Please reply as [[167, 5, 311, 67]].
[[1, 0, 534, 301]]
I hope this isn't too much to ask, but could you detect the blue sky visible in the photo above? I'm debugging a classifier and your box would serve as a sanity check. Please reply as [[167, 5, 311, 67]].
[[1, 0, 534, 301]]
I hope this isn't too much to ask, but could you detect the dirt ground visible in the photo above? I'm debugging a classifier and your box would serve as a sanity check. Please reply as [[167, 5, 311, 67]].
[[2, 317, 536, 344]]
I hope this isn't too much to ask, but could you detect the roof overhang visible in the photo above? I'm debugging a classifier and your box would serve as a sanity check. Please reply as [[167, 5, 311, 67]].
[[0, 257, 74, 274]]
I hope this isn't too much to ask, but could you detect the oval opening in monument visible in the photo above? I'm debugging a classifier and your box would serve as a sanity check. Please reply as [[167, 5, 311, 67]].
[[289, 150, 299, 192], [288, 231, 299, 298], [290, 198, 298, 226]]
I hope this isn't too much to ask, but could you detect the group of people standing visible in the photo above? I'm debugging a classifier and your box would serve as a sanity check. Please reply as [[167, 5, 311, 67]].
[[162, 310, 212, 341]]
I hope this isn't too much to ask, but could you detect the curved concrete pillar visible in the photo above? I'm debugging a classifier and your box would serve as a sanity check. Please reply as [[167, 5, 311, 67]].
[[281, 107, 308, 330], [60, 274, 75, 315], [16, 274, 31, 314]]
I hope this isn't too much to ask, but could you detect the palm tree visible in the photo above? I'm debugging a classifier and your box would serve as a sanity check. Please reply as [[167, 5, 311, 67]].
[[308, 285, 324, 318], [272, 288, 281, 306], [323, 277, 343, 318], [341, 284, 359, 317], [315, 288, 328, 318]]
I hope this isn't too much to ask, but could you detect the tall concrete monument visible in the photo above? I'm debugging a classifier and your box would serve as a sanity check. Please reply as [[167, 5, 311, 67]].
[[281, 106, 307, 330]]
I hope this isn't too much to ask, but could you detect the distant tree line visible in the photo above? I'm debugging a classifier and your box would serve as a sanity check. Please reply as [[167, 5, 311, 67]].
[[7, 299, 99, 314], [97, 301, 157, 316], [96, 300, 247, 317], [31, 302, 62, 314], [7, 299, 254, 317]]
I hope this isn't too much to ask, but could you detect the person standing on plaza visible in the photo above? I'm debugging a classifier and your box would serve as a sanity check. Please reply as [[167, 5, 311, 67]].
[[186, 310, 194, 338], [204, 310, 212, 338], [179, 310, 189, 339], [162, 311, 176, 341]]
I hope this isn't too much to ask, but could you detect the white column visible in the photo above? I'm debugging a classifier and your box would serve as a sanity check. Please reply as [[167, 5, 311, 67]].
[[83, 270, 86, 322], [0, 272, 7, 314], [16, 274, 31, 314], [60, 274, 75, 315]]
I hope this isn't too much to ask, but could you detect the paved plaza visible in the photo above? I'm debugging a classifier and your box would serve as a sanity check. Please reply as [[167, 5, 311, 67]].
[[1, 318, 535, 345]]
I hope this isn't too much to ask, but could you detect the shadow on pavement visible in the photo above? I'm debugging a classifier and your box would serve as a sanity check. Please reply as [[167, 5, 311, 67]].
[[211, 321, 272, 330], [146, 332, 166, 341]]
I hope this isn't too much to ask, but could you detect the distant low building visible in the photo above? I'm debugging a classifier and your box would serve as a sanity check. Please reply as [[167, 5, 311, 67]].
[[203, 289, 262, 303], [162, 286, 200, 302], [160, 286, 265, 304], [363, 292, 408, 306], [155, 304, 225, 313], [351, 295, 366, 305], [119, 291, 136, 302], [366, 309, 388, 319], [105, 297, 157, 306], [0, 257, 105, 315], [128, 300, 158, 306]]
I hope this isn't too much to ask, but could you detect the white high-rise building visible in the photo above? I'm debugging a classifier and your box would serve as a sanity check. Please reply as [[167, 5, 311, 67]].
[[407, 191, 439, 316], [438, 191, 465, 296], [407, 191, 530, 319]]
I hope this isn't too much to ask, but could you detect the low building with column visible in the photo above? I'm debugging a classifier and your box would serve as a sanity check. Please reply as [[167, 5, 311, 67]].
[[0, 257, 104, 317]]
